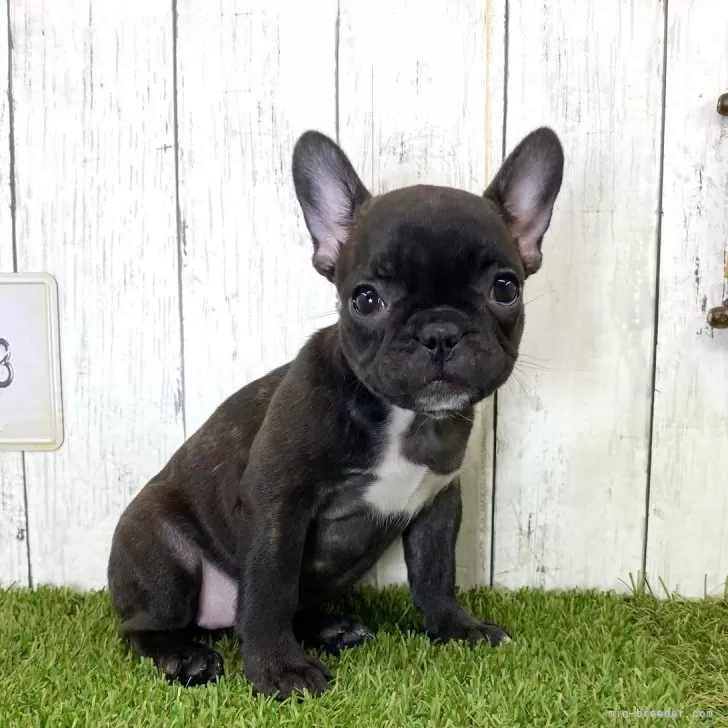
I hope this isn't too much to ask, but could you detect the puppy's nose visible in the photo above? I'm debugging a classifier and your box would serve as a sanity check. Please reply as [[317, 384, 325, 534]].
[[416, 321, 463, 357]]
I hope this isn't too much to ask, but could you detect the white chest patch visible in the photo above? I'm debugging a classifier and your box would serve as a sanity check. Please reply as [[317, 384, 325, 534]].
[[363, 407, 459, 519]]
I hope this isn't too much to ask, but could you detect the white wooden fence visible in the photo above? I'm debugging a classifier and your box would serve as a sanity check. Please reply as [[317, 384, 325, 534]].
[[0, 0, 726, 598]]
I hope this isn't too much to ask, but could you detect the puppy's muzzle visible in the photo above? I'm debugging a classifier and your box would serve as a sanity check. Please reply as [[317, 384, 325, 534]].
[[414, 320, 463, 361]]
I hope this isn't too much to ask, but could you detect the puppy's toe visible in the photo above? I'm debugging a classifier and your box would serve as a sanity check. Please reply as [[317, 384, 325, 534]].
[[279, 659, 331, 699], [429, 614, 512, 648], [476, 621, 512, 647], [161, 646, 225, 687], [245, 649, 331, 699], [315, 615, 375, 655]]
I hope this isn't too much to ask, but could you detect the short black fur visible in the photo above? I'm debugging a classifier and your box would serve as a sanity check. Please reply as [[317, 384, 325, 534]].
[[108, 127, 564, 698]]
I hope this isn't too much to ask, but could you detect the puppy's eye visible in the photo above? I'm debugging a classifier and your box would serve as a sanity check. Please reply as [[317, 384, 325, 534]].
[[491, 274, 520, 305], [352, 286, 384, 315]]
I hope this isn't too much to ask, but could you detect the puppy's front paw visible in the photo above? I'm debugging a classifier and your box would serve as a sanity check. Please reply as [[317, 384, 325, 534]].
[[244, 646, 332, 699], [430, 612, 512, 648]]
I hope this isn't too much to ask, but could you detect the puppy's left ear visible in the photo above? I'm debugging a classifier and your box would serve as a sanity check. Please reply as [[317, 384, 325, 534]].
[[292, 131, 371, 281], [484, 127, 564, 276]]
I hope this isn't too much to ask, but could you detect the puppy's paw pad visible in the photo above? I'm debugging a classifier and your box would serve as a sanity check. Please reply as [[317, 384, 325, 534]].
[[160, 646, 225, 687]]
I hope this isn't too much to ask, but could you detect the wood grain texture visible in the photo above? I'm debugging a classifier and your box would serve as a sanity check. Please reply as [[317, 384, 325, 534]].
[[0, 0, 30, 587], [647, 2, 728, 597], [0, 452, 28, 586], [0, 0, 10, 264], [339, 0, 505, 588], [493, 0, 664, 591], [1, 0, 724, 596], [11, 0, 183, 587], [176, 0, 338, 436]]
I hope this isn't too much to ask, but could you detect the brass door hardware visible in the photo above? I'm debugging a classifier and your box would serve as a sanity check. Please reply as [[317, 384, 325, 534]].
[[707, 302, 728, 328], [718, 93, 728, 116]]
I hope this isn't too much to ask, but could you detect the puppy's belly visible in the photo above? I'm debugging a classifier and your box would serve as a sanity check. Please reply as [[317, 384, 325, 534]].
[[196, 559, 238, 629]]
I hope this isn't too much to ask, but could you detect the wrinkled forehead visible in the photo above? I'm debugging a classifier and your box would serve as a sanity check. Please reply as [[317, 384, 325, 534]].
[[350, 186, 522, 278]]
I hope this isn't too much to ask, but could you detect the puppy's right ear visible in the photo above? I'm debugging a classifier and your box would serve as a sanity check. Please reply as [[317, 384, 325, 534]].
[[292, 131, 370, 281]]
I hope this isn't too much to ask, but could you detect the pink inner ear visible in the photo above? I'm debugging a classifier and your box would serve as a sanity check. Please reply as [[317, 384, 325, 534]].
[[510, 206, 551, 242], [304, 176, 354, 268], [510, 174, 542, 217], [506, 176, 551, 275]]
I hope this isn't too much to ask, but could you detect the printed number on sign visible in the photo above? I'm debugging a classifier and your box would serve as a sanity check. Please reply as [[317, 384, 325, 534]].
[[0, 338, 14, 388]]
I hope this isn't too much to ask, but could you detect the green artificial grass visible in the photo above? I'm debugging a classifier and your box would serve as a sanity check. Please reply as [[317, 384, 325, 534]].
[[1, 586, 726, 727]]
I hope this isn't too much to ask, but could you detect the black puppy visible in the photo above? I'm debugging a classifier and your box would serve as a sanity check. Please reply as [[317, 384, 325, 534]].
[[107, 127, 564, 698]]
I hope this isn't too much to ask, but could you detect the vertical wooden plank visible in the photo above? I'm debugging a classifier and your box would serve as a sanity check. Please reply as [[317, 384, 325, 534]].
[[647, 3, 728, 597], [0, 0, 30, 587], [12, 0, 183, 587], [493, 0, 664, 590], [0, 0, 11, 272], [0, 454, 28, 587], [176, 0, 338, 435], [339, 0, 505, 587]]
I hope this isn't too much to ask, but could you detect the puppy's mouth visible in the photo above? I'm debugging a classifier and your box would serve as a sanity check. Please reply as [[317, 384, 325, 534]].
[[413, 380, 473, 415]]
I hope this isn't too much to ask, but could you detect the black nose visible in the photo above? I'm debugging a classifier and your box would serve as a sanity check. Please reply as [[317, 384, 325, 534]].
[[415, 321, 463, 357]]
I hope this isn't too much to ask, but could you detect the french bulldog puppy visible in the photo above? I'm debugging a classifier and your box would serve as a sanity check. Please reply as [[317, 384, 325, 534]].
[[107, 127, 564, 698]]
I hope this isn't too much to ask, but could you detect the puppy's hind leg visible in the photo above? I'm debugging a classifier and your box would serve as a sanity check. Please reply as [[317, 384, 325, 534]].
[[108, 516, 225, 688]]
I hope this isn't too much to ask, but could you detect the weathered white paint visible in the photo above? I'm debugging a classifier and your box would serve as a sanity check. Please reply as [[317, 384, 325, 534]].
[[492, 0, 665, 591], [176, 0, 339, 437], [11, 0, 184, 587], [0, 454, 27, 587], [0, 0, 726, 597], [647, 1, 728, 598], [339, 0, 505, 589], [0, 2, 29, 588]]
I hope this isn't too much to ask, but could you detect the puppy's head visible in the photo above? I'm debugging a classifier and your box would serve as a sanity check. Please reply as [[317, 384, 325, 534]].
[[292, 129, 564, 414]]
